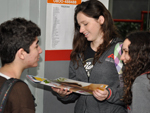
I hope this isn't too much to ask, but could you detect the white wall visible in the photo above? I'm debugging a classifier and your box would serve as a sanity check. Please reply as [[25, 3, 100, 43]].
[[0, 0, 30, 21]]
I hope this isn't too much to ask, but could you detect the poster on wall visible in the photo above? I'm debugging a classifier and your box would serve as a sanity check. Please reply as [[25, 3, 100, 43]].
[[45, 0, 82, 61], [45, 0, 108, 61]]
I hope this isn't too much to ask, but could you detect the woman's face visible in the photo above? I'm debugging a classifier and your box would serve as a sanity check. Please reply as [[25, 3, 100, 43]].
[[77, 12, 104, 43], [120, 39, 131, 64]]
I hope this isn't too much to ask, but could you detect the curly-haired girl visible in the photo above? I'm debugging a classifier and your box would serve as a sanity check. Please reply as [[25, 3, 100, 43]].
[[121, 31, 150, 113]]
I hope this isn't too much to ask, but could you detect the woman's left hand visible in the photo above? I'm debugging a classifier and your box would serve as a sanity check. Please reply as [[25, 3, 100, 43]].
[[93, 89, 108, 101]]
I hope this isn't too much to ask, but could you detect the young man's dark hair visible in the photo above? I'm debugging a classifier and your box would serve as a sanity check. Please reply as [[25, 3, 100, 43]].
[[0, 18, 41, 66], [0, 18, 42, 113]]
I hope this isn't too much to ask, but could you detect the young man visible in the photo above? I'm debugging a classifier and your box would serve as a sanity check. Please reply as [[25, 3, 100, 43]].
[[0, 18, 42, 113]]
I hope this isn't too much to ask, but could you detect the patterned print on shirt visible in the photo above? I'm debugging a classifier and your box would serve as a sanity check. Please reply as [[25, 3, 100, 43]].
[[83, 58, 94, 77]]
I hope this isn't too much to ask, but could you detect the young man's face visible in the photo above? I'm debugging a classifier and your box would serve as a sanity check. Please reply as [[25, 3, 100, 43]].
[[25, 37, 42, 68]]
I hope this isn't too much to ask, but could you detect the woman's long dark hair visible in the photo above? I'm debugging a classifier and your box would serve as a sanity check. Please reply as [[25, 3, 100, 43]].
[[70, 0, 119, 67], [122, 31, 150, 105]]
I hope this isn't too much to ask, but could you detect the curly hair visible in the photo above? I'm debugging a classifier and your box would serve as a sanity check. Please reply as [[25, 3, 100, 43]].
[[70, 0, 119, 67], [0, 18, 41, 66], [122, 31, 150, 105]]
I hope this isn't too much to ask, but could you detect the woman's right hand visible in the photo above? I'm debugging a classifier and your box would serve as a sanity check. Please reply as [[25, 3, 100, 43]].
[[51, 87, 72, 97]]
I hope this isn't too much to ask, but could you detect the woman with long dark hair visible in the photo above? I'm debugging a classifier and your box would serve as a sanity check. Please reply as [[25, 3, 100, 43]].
[[52, 0, 126, 112], [121, 31, 150, 113]]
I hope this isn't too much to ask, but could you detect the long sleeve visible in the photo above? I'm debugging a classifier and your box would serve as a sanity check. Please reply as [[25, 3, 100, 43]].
[[106, 42, 126, 106], [106, 85, 125, 106]]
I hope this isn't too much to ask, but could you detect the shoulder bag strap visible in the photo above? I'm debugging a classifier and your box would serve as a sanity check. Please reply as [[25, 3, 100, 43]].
[[0, 78, 22, 113]]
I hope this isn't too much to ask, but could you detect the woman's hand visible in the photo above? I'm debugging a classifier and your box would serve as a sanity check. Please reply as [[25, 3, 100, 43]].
[[93, 89, 108, 101], [51, 87, 72, 97]]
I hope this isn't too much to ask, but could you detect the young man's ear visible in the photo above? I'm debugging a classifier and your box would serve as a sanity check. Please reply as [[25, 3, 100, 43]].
[[17, 48, 26, 60], [98, 15, 105, 25]]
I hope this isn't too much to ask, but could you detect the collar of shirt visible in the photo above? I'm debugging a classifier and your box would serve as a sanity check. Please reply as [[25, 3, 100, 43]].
[[0, 72, 10, 79]]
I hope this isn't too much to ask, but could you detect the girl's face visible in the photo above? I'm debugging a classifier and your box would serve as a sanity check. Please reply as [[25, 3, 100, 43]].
[[120, 39, 131, 64], [77, 12, 104, 43]]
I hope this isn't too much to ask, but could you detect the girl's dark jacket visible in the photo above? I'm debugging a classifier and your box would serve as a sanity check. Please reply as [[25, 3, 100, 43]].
[[57, 38, 127, 113]]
